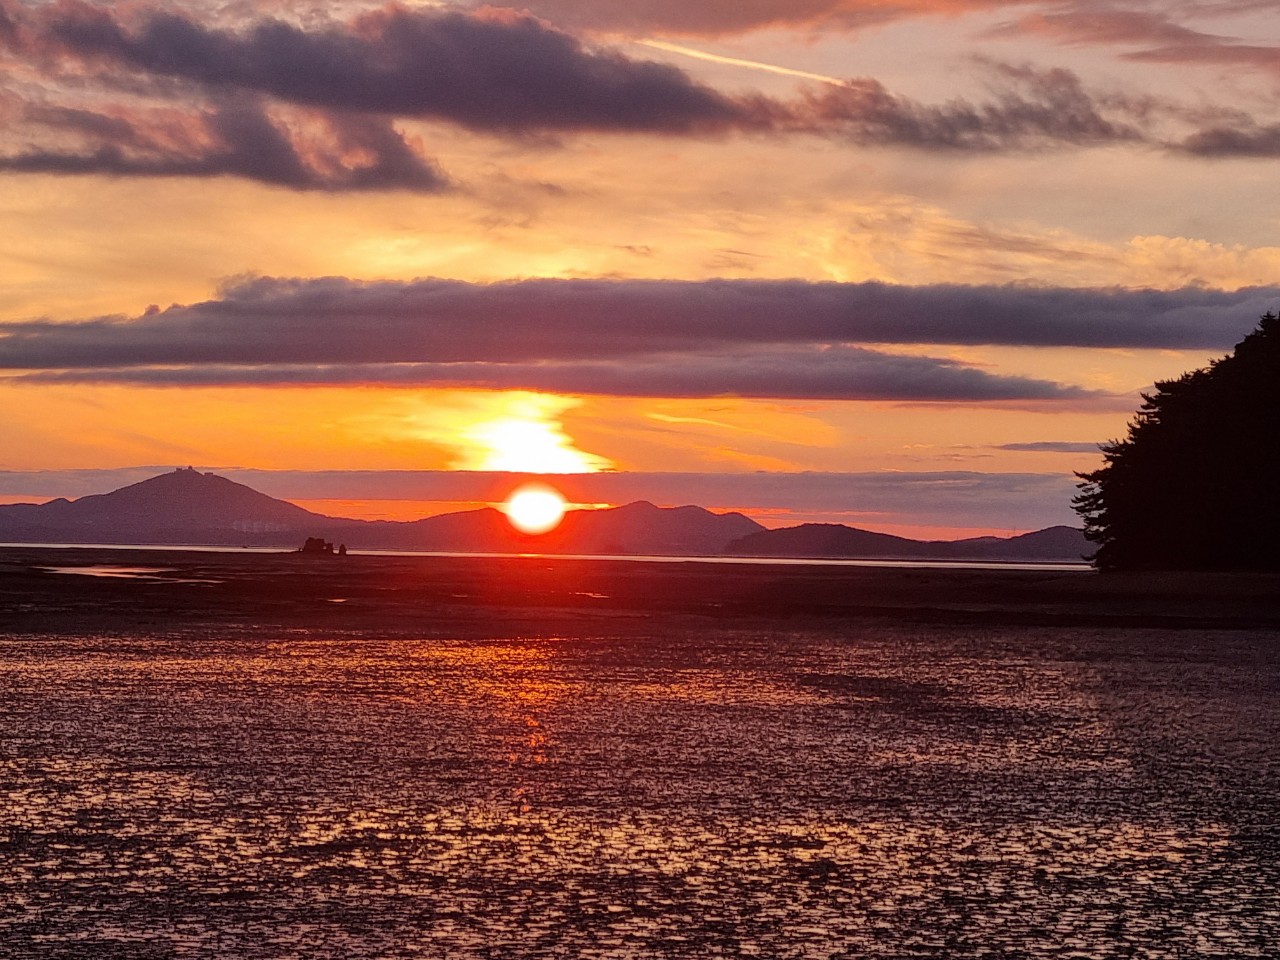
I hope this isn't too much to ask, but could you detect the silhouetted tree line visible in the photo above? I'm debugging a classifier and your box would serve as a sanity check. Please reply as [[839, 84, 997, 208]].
[[1074, 312, 1280, 571]]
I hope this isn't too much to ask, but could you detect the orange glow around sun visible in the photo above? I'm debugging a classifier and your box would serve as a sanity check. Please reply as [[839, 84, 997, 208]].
[[459, 393, 612, 474], [504, 484, 568, 534]]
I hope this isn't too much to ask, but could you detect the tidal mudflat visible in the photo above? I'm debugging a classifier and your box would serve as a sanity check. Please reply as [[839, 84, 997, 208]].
[[2, 550, 1279, 958]]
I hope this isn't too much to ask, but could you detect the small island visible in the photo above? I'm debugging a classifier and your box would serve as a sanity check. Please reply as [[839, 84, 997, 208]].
[[298, 537, 347, 556]]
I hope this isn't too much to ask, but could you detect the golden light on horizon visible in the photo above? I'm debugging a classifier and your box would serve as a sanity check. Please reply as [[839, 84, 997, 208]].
[[504, 484, 568, 535], [462, 393, 612, 474]]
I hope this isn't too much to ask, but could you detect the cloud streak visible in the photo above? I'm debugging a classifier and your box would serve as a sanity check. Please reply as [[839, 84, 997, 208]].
[[989, 8, 1280, 97], [0, 276, 1271, 368], [11, 347, 1098, 403], [987, 10, 1230, 49], [995, 441, 1102, 453]]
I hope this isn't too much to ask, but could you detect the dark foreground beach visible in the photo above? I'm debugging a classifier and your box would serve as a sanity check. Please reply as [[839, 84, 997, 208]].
[[2, 548, 1279, 958], [3, 545, 1280, 634]]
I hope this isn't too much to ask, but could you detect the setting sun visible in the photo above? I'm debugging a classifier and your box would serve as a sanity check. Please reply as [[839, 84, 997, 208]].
[[504, 484, 568, 535]]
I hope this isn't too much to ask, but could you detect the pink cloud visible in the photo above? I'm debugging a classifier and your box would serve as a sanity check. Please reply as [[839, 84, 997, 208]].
[[987, 7, 1280, 83], [486, 0, 1039, 37]]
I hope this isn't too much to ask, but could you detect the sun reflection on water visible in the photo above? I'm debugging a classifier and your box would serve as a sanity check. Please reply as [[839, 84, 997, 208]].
[[1, 626, 1279, 956]]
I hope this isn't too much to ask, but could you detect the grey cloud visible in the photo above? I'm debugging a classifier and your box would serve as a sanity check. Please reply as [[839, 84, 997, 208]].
[[793, 65, 1145, 150], [0, 277, 1272, 373], [11, 3, 752, 135], [10, 345, 1099, 403], [1179, 122, 1280, 158], [0, 2, 1240, 157], [996, 441, 1102, 453], [3, 96, 448, 191]]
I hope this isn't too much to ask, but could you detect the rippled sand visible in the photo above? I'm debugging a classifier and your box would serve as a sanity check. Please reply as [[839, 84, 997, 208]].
[[3, 619, 1279, 958]]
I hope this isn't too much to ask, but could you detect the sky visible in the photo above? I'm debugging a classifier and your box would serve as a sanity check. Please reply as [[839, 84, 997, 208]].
[[1, 0, 1278, 538]]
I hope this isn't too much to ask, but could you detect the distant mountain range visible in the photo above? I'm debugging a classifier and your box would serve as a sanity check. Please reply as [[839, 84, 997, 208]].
[[0, 468, 1090, 561], [0, 468, 762, 556], [726, 522, 1090, 562]]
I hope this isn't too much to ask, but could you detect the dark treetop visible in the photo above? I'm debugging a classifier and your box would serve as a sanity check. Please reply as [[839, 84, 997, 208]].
[[1075, 311, 1280, 571]]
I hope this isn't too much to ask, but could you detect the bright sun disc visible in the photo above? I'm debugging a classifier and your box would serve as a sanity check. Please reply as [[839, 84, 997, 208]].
[[504, 484, 567, 535]]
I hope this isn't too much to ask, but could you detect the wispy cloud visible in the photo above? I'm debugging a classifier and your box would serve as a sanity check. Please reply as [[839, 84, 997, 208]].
[[0, 0, 1274, 184], [12, 349, 1100, 403], [482, 0, 1039, 38], [0, 94, 447, 191], [989, 7, 1280, 84], [986, 9, 1229, 48], [996, 441, 1102, 453], [787, 63, 1148, 150]]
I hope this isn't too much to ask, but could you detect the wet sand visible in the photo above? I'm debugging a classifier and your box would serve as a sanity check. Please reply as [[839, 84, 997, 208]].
[[3, 546, 1280, 636], [3, 548, 1280, 958]]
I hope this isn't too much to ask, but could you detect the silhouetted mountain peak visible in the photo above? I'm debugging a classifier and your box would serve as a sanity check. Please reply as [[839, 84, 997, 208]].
[[64, 468, 322, 525], [0, 470, 1083, 560], [614, 500, 659, 512]]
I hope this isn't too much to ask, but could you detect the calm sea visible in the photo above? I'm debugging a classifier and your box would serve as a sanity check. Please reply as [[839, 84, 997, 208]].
[[2, 620, 1277, 957]]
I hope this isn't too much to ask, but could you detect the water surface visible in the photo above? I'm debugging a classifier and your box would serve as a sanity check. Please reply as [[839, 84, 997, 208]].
[[2, 623, 1278, 957]]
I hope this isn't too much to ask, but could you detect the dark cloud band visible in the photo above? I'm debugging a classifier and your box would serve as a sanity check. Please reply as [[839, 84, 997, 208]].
[[0, 277, 1270, 370], [10, 348, 1098, 403], [7, 3, 750, 135], [1, 275, 1268, 402], [0, 96, 448, 191]]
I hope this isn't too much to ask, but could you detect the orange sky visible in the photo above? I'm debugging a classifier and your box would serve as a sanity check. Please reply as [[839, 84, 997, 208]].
[[1, 0, 1277, 537]]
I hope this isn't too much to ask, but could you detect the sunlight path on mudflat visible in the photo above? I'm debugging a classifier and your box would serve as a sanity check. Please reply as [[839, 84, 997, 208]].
[[2, 625, 1279, 957]]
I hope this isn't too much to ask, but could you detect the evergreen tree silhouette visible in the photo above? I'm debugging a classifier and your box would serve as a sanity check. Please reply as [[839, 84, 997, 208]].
[[1074, 312, 1280, 570]]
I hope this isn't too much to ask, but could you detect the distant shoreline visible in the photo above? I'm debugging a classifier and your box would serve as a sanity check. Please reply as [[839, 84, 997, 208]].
[[0, 470, 1093, 564], [0, 541, 1092, 572], [3, 546, 1278, 635]]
